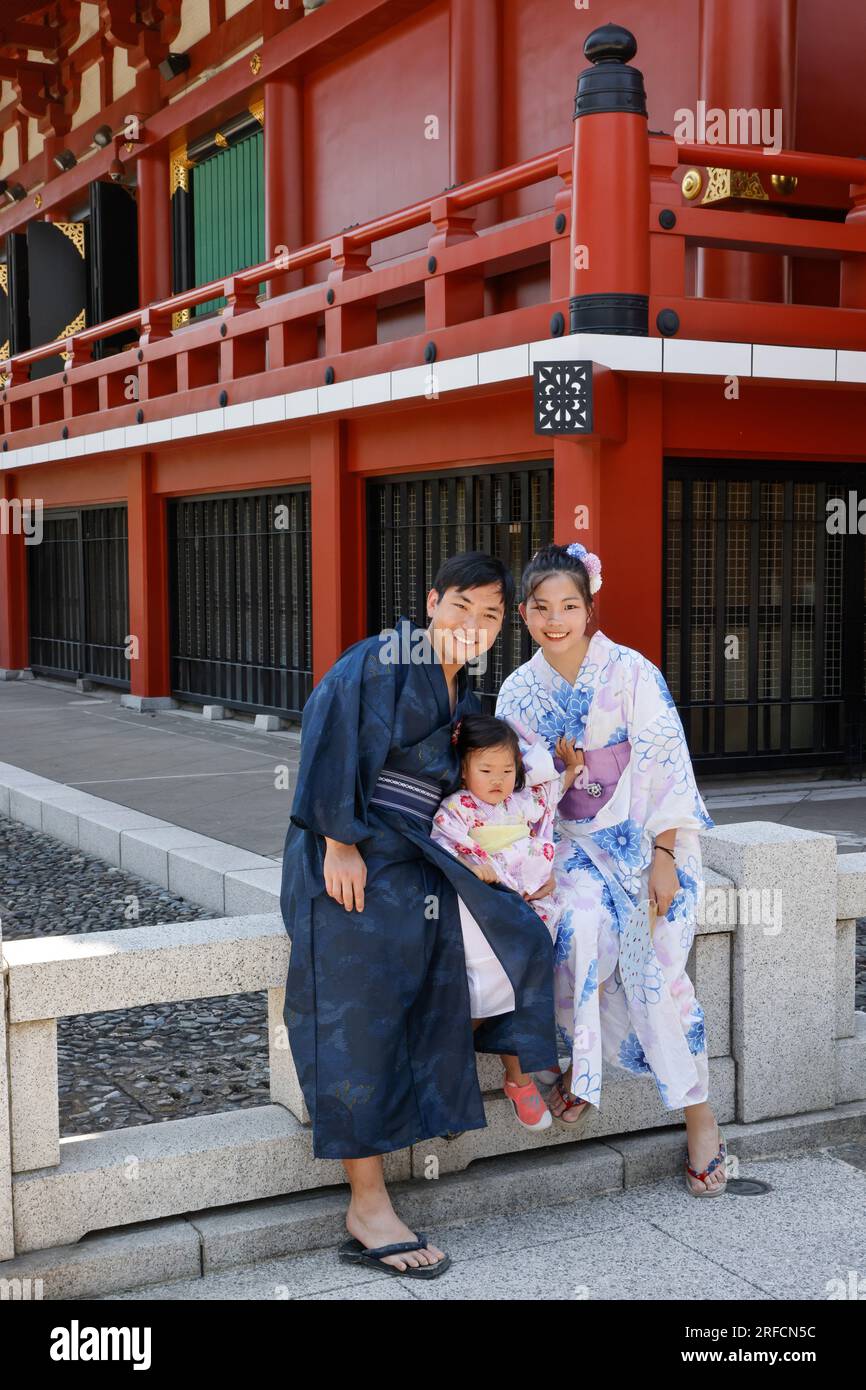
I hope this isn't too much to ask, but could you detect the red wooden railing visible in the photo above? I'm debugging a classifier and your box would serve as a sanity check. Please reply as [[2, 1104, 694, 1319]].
[[2, 133, 865, 450]]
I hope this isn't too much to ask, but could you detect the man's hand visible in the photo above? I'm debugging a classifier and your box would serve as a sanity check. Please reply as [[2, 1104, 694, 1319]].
[[323, 838, 367, 912]]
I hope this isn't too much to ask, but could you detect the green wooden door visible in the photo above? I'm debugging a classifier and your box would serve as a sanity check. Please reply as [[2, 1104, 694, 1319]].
[[192, 130, 264, 316]]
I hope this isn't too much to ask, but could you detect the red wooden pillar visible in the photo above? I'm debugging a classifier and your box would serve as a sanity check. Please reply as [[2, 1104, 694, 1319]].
[[696, 0, 797, 303], [570, 24, 649, 335], [264, 71, 305, 297], [309, 421, 364, 681], [126, 454, 170, 697], [137, 144, 173, 307], [0, 473, 29, 673], [449, 0, 501, 227], [598, 377, 664, 664]]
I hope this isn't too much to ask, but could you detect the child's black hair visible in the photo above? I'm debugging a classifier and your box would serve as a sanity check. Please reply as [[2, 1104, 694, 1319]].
[[455, 713, 526, 791], [521, 543, 592, 609], [432, 550, 515, 611]]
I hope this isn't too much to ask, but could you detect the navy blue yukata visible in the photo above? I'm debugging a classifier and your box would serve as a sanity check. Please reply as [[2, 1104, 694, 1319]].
[[279, 618, 558, 1159]]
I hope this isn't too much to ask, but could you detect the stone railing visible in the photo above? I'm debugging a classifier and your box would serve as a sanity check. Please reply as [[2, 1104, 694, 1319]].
[[1, 760, 864, 1259]]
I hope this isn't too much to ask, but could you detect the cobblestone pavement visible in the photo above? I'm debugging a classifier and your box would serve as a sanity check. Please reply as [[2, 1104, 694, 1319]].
[[0, 817, 270, 1136]]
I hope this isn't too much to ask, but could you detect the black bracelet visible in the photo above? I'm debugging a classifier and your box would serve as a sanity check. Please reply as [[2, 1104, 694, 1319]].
[[654, 843, 676, 861]]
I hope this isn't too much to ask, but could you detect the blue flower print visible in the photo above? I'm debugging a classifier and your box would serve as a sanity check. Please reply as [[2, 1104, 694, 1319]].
[[685, 1005, 706, 1055], [593, 819, 643, 866], [652, 665, 678, 711], [605, 725, 629, 747], [571, 1057, 601, 1104], [618, 1031, 652, 1074], [578, 957, 598, 1006], [554, 911, 574, 966]]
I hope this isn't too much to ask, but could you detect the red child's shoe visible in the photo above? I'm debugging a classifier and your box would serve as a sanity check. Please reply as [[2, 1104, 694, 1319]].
[[503, 1078, 553, 1131]]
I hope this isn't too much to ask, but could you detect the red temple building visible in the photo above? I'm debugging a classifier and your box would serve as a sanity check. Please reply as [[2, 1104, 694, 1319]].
[[0, 0, 865, 774]]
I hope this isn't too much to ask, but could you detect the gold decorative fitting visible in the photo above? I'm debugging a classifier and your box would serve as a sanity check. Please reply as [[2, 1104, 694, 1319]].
[[57, 222, 86, 257], [701, 168, 768, 204], [172, 308, 191, 329], [770, 173, 798, 196], [0, 265, 7, 294], [214, 131, 228, 149], [0, 340, 9, 361], [124, 141, 135, 154], [170, 146, 193, 197], [56, 308, 86, 359], [249, 98, 264, 127], [250, 52, 262, 75], [34, 192, 42, 209], [681, 170, 702, 201]]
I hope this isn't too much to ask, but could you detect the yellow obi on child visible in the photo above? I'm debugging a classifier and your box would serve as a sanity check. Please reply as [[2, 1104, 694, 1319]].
[[468, 820, 529, 853]]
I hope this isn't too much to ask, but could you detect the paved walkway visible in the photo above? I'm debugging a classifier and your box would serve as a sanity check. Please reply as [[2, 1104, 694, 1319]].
[[98, 1145, 866, 1301], [2, 676, 866, 855]]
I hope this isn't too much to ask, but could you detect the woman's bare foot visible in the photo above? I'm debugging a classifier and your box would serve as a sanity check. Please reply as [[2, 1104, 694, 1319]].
[[684, 1102, 726, 1192], [546, 1065, 590, 1122], [346, 1197, 446, 1273]]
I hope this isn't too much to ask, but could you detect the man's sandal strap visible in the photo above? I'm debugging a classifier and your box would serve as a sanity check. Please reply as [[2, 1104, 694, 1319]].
[[358, 1232, 427, 1259]]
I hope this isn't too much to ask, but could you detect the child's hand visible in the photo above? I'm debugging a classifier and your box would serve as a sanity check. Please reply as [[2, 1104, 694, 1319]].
[[526, 873, 556, 901], [471, 860, 499, 885], [555, 735, 585, 769]]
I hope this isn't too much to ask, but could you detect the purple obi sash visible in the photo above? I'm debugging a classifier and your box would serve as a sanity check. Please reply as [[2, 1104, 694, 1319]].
[[557, 739, 631, 820]]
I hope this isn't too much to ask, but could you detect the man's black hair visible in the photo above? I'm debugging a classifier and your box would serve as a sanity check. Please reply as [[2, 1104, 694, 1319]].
[[456, 713, 526, 792], [430, 550, 515, 610]]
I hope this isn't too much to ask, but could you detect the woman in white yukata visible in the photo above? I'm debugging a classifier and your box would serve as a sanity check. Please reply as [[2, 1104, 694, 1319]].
[[495, 542, 728, 1196]]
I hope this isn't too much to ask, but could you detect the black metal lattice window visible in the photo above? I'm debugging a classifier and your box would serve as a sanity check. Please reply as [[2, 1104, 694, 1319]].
[[664, 463, 866, 771], [28, 506, 130, 685], [169, 488, 312, 717], [367, 463, 554, 710]]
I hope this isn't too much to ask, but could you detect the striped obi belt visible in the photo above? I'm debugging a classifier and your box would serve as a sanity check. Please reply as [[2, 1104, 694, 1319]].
[[369, 765, 443, 826]]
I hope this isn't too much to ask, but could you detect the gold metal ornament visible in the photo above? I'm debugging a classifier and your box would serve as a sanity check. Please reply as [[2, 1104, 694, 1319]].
[[56, 222, 86, 257], [249, 98, 264, 127], [214, 131, 228, 149], [34, 192, 42, 209], [681, 170, 702, 200], [770, 173, 798, 196], [170, 146, 193, 197], [250, 52, 262, 75], [56, 308, 86, 359], [701, 167, 768, 204], [172, 308, 191, 329]]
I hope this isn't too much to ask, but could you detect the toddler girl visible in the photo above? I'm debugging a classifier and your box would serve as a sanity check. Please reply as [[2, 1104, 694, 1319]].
[[431, 713, 584, 1131]]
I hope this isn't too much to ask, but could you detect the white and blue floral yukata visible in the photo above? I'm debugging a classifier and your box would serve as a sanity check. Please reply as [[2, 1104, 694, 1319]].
[[496, 629, 715, 1114]]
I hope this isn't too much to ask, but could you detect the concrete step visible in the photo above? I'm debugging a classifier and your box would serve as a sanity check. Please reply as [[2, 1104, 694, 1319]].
[[3, 1100, 865, 1300]]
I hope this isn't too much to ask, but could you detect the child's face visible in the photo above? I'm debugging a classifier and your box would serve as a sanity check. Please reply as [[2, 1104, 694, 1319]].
[[462, 743, 517, 805], [519, 573, 590, 658], [426, 582, 505, 667]]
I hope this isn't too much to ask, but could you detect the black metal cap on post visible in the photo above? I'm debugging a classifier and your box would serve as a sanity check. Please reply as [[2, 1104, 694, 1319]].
[[574, 23, 647, 119]]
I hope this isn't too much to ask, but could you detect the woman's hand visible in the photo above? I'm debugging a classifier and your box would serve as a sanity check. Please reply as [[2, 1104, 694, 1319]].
[[648, 846, 679, 918], [323, 838, 367, 912], [554, 735, 585, 770], [471, 860, 499, 885], [526, 873, 556, 900]]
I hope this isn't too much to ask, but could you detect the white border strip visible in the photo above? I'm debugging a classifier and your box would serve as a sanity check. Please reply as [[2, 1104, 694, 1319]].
[[2, 332, 864, 471]]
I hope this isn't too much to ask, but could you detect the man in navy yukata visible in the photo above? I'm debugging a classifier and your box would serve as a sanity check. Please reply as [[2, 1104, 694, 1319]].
[[280, 551, 558, 1279]]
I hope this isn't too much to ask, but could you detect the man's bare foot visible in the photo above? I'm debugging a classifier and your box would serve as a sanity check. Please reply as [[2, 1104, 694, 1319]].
[[684, 1104, 726, 1192], [346, 1197, 446, 1272]]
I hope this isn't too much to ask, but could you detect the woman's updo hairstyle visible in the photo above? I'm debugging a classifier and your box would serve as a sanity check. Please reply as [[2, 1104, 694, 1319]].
[[521, 542, 602, 609]]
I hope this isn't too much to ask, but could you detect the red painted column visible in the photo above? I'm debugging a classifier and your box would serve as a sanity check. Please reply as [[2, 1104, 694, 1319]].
[[137, 144, 173, 307], [570, 25, 649, 335], [597, 377, 664, 664], [449, 0, 501, 227], [309, 421, 364, 681], [696, 0, 797, 303], [0, 473, 30, 673], [264, 73, 305, 296], [126, 454, 170, 697]]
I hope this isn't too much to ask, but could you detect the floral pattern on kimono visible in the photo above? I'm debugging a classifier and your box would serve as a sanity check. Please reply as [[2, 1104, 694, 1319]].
[[431, 743, 572, 935], [496, 629, 714, 1112]]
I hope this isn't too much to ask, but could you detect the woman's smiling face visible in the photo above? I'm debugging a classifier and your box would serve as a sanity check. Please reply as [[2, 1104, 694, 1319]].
[[519, 572, 591, 657]]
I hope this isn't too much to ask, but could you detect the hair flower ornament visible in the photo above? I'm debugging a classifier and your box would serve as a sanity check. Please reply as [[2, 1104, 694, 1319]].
[[566, 541, 603, 594], [450, 718, 463, 746]]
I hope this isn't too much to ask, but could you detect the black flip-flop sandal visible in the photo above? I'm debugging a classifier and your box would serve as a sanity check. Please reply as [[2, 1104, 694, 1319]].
[[338, 1231, 452, 1279]]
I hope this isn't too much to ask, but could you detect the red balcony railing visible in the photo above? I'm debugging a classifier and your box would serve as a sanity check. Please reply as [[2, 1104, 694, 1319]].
[[2, 132, 865, 451]]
